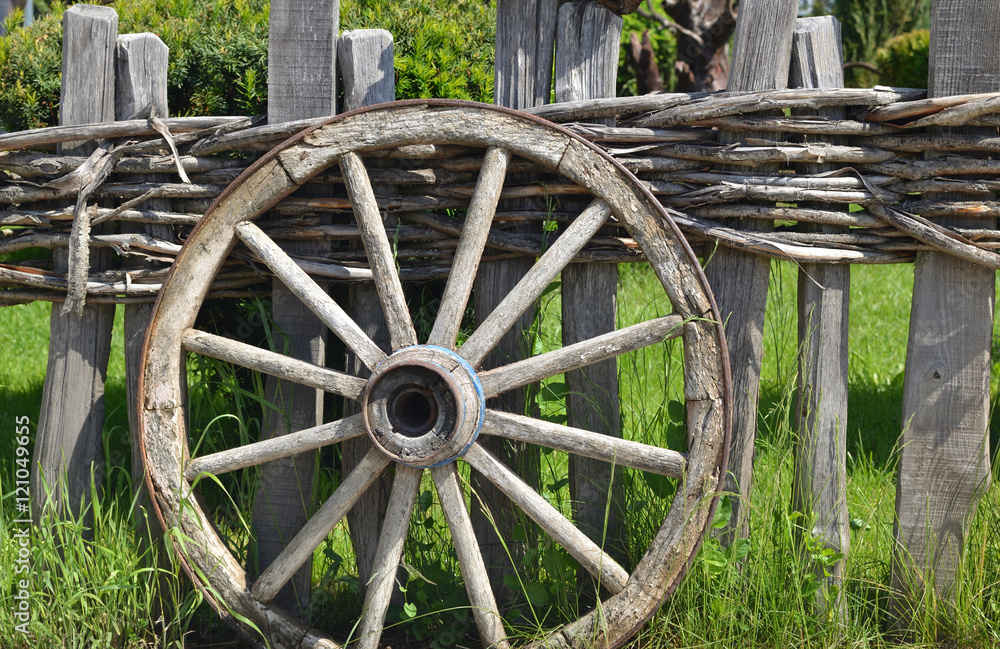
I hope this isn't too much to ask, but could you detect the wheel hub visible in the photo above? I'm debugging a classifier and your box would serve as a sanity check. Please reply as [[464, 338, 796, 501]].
[[362, 345, 485, 467]]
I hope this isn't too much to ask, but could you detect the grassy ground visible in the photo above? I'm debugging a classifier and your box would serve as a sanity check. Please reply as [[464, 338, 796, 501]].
[[1, 260, 998, 647]]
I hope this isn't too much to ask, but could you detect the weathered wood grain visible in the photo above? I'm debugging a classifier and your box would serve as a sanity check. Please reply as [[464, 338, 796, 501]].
[[461, 199, 611, 367], [555, 1, 626, 574], [237, 221, 384, 368], [252, 449, 390, 603], [788, 16, 850, 620], [479, 314, 684, 397], [432, 464, 510, 649], [472, 0, 558, 605], [483, 410, 686, 478], [340, 152, 417, 350], [706, 0, 797, 546], [463, 443, 630, 594], [427, 146, 510, 348], [891, 0, 998, 629], [184, 414, 366, 480], [31, 3, 118, 529], [338, 29, 397, 606], [355, 466, 421, 649]]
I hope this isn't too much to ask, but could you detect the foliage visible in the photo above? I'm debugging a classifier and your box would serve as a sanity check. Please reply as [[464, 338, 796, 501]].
[[617, 10, 678, 96], [341, 0, 495, 103], [0, 0, 495, 133], [815, 0, 931, 87], [874, 29, 929, 89]]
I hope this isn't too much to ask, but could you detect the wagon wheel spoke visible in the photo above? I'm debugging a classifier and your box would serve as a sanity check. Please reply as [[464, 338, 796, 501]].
[[340, 151, 418, 350], [483, 411, 685, 479], [427, 146, 511, 349], [356, 466, 423, 649], [462, 443, 629, 594], [478, 314, 686, 398], [236, 220, 386, 369], [184, 414, 366, 481], [182, 328, 367, 400], [251, 448, 391, 603], [431, 464, 510, 649], [459, 198, 611, 368]]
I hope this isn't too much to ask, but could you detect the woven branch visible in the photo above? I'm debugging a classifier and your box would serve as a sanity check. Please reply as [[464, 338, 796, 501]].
[[3, 87, 1000, 303]]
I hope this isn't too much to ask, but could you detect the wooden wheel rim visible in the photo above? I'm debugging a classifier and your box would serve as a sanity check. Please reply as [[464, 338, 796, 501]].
[[138, 100, 732, 649]]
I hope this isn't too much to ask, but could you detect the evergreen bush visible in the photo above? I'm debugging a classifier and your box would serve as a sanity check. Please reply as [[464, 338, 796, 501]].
[[873, 29, 929, 89], [0, 0, 495, 133]]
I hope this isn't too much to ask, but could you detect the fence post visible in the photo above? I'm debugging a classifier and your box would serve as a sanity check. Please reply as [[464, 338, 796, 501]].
[[116, 32, 174, 618], [788, 15, 849, 620], [554, 0, 626, 592], [338, 27, 396, 603], [252, 0, 339, 617], [31, 3, 118, 529], [473, 0, 558, 604], [891, 0, 998, 629], [707, 0, 798, 545]]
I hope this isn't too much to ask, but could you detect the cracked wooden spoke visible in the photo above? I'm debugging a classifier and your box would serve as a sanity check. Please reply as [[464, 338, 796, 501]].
[[483, 410, 686, 479], [182, 328, 367, 400], [356, 466, 422, 649], [431, 464, 509, 649], [478, 314, 685, 397], [184, 414, 366, 481], [463, 443, 629, 594], [251, 449, 391, 603], [340, 151, 418, 350], [459, 198, 611, 368], [428, 146, 511, 349], [236, 220, 386, 369]]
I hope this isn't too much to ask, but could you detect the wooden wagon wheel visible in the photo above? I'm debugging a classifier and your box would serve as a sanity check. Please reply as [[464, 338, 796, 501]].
[[138, 100, 731, 649]]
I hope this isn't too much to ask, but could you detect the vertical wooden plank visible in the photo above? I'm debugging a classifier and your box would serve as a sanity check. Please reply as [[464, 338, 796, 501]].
[[706, 0, 798, 546], [891, 0, 998, 627], [788, 16, 849, 619], [251, 0, 338, 618], [337, 28, 396, 603], [116, 30, 172, 583], [554, 1, 626, 586], [31, 3, 118, 528], [472, 0, 557, 605]]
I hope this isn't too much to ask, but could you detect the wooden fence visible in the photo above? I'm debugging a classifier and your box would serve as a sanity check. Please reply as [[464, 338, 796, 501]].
[[2, 0, 998, 640]]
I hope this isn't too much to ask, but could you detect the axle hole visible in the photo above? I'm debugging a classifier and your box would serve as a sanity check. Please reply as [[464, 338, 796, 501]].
[[389, 386, 437, 437]]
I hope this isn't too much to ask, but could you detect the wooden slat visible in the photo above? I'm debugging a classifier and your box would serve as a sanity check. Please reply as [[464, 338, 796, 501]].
[[185, 414, 366, 480], [788, 16, 850, 620], [891, 0, 998, 628], [707, 0, 798, 545], [252, 448, 390, 603], [483, 410, 686, 479], [252, 0, 339, 615], [478, 314, 684, 397], [338, 29, 398, 605], [31, 3, 118, 528], [236, 221, 384, 368], [463, 443, 629, 594], [555, 2, 625, 573], [432, 465, 509, 649], [471, 0, 558, 605], [460, 198, 611, 367], [355, 466, 422, 649], [427, 146, 510, 349]]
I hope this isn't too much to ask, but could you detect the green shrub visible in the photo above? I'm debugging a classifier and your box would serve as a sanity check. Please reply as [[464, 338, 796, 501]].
[[874, 28, 929, 89], [341, 0, 494, 103], [0, 0, 495, 133], [617, 11, 677, 96]]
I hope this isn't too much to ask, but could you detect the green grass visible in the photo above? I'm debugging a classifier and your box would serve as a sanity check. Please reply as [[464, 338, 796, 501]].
[[1, 260, 999, 647]]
